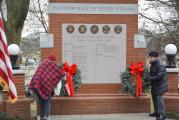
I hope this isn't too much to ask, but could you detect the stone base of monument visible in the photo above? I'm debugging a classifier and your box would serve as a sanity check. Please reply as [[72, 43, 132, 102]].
[[47, 84, 150, 115], [50, 93, 150, 115], [48, 84, 179, 115]]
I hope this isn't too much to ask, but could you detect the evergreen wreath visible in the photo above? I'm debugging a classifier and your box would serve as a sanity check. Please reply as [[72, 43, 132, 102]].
[[60, 68, 81, 96], [120, 62, 150, 97], [58, 63, 82, 96]]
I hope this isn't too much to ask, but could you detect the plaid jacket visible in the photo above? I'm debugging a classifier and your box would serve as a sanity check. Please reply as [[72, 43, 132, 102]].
[[29, 59, 65, 100]]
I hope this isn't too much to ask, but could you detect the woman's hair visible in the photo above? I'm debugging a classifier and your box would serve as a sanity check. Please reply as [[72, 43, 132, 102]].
[[148, 51, 159, 57]]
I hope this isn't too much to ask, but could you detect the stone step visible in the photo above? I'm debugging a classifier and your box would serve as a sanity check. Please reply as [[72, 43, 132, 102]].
[[51, 94, 150, 115]]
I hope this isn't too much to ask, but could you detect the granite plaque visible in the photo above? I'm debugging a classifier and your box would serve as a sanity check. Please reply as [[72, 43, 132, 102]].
[[62, 24, 126, 83]]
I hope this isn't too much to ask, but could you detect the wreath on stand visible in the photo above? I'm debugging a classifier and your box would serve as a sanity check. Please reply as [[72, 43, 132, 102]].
[[120, 62, 150, 97]]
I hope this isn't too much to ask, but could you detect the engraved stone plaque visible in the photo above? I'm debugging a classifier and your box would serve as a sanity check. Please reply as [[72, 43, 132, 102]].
[[62, 24, 126, 83]]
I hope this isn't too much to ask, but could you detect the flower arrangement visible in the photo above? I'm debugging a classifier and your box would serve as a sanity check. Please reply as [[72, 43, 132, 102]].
[[120, 62, 150, 97]]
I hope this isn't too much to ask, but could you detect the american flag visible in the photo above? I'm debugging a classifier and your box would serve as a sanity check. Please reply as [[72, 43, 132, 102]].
[[0, 13, 17, 103]]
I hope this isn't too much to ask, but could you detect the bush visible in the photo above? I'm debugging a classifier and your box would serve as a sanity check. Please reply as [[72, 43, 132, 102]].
[[0, 112, 22, 120]]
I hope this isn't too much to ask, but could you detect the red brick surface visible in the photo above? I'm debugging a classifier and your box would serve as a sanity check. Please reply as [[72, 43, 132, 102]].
[[5, 97, 33, 120], [14, 74, 25, 96], [165, 94, 179, 113], [167, 72, 179, 93], [0, 74, 34, 120], [50, 94, 150, 115]]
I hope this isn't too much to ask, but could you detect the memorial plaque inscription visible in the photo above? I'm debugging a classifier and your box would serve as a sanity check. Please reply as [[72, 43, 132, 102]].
[[62, 24, 126, 83]]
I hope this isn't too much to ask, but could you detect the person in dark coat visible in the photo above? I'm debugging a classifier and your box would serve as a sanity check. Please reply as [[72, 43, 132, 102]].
[[148, 51, 168, 120]]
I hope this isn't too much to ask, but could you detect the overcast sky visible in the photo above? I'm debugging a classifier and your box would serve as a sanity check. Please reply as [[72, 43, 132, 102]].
[[22, 0, 177, 37], [139, 0, 177, 32]]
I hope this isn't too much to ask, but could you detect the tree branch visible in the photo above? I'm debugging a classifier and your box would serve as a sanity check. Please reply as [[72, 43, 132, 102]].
[[156, 0, 176, 7], [139, 13, 170, 26]]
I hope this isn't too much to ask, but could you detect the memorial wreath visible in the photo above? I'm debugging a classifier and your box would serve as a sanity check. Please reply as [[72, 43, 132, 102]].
[[60, 62, 82, 96], [120, 62, 150, 97]]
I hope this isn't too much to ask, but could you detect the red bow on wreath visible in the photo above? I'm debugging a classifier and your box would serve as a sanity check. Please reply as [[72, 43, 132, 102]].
[[129, 62, 144, 97], [63, 62, 77, 97]]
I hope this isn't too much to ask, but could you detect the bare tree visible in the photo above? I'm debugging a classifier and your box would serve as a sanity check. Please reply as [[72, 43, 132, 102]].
[[139, 0, 179, 54], [139, 0, 178, 33], [23, 0, 48, 35], [0, 0, 30, 45]]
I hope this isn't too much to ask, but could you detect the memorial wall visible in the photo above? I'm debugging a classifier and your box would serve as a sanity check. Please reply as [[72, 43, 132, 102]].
[[42, 0, 146, 85]]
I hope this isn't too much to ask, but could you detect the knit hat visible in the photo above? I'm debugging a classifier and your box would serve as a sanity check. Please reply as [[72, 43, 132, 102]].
[[47, 53, 56, 61]]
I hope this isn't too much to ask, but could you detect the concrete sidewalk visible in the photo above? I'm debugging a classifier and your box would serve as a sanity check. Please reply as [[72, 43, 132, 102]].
[[38, 113, 174, 120]]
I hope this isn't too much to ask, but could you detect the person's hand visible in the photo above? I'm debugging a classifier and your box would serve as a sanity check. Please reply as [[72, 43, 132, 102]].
[[143, 71, 150, 82]]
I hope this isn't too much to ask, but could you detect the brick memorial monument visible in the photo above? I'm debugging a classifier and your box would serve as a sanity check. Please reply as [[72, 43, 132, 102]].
[[1, 0, 179, 119], [44, 0, 148, 114], [44, 0, 179, 115]]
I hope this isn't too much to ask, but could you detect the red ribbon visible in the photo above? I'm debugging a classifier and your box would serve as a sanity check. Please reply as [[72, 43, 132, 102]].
[[63, 62, 77, 97], [129, 62, 144, 97]]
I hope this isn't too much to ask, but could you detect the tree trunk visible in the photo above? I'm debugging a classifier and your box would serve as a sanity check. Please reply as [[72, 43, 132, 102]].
[[4, 0, 30, 45], [6, 25, 22, 45]]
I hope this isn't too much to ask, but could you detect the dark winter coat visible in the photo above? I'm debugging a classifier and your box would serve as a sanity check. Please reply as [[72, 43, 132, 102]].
[[150, 60, 168, 95]]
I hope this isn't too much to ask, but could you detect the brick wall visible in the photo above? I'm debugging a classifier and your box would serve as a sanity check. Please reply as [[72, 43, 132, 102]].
[[14, 74, 25, 96], [0, 74, 33, 120], [5, 97, 33, 120], [42, 0, 146, 65], [50, 95, 150, 115], [165, 94, 179, 113]]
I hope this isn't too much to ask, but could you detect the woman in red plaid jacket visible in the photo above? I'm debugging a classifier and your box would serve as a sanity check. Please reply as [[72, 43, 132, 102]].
[[29, 54, 65, 120]]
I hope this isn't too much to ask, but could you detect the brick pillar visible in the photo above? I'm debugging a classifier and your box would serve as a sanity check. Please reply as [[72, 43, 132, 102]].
[[0, 70, 34, 120], [166, 68, 179, 94], [165, 69, 179, 113], [5, 97, 33, 120], [14, 71, 25, 96]]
